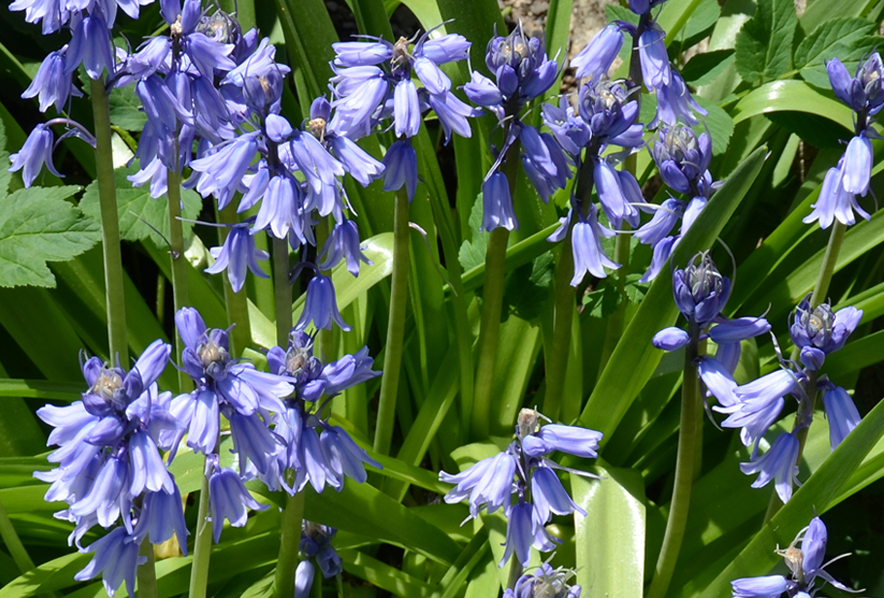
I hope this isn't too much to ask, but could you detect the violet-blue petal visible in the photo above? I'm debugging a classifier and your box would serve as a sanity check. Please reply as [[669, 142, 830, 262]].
[[74, 527, 145, 598], [697, 356, 738, 408], [382, 139, 418, 201], [730, 575, 788, 598], [653, 326, 690, 351], [208, 467, 268, 543], [482, 170, 518, 232], [740, 432, 800, 503], [822, 386, 861, 451], [295, 275, 351, 332], [571, 23, 623, 80], [536, 424, 603, 459]]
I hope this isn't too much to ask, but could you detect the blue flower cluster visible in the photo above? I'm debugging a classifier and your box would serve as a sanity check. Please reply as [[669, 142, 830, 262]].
[[716, 297, 863, 503], [36, 341, 187, 596], [294, 522, 343, 598], [731, 516, 860, 598], [806, 53, 881, 228], [504, 563, 582, 598], [440, 408, 601, 567]]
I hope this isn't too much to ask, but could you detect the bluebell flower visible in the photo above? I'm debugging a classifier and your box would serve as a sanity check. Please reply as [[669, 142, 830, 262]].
[[650, 71, 707, 128], [820, 385, 862, 451], [548, 204, 619, 285], [730, 516, 861, 598], [295, 275, 351, 332], [22, 47, 82, 113], [319, 219, 372, 277], [481, 170, 518, 231], [790, 296, 862, 371], [205, 221, 270, 293], [382, 139, 418, 201], [301, 522, 342, 578], [330, 28, 473, 141], [505, 563, 582, 598], [740, 431, 800, 503], [802, 161, 871, 229], [295, 561, 315, 598], [519, 124, 570, 203], [8, 123, 64, 188], [629, 0, 668, 15], [208, 465, 269, 542], [827, 54, 884, 117], [65, 13, 115, 80], [74, 527, 145, 597], [639, 22, 671, 90], [440, 409, 599, 567], [571, 22, 624, 81], [483, 22, 559, 105], [671, 251, 730, 327]]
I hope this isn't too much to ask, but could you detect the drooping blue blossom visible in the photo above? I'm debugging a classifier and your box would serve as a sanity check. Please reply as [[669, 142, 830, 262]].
[[295, 274, 352, 332], [301, 522, 343, 578], [22, 46, 82, 113], [547, 204, 620, 285], [205, 220, 270, 293], [570, 22, 624, 81], [319, 219, 373, 277], [8, 123, 66, 188], [439, 408, 600, 567], [295, 561, 315, 598], [262, 330, 382, 495], [504, 563, 582, 598], [208, 464, 269, 543], [382, 138, 418, 201], [73, 527, 145, 598], [739, 431, 801, 503], [730, 516, 861, 598]]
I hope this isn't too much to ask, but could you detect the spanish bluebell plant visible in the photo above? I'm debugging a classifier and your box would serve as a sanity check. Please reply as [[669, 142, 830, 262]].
[[715, 296, 863, 503], [730, 516, 861, 598], [504, 562, 582, 598], [440, 408, 601, 580], [35, 341, 187, 596], [293, 522, 343, 598]]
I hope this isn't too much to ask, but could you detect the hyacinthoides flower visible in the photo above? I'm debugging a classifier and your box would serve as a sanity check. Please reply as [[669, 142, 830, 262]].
[[649, 252, 771, 598], [35, 340, 189, 596], [293, 522, 344, 597], [505, 562, 582, 598], [461, 22, 564, 437], [730, 516, 862, 598], [328, 25, 474, 459], [713, 296, 863, 507], [440, 408, 601, 588]]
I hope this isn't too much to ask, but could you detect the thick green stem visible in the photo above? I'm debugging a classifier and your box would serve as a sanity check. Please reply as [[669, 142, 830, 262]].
[[471, 226, 509, 439], [188, 470, 213, 598], [505, 554, 524, 591], [216, 204, 252, 356], [167, 168, 192, 391], [137, 543, 159, 598], [374, 188, 410, 455], [272, 237, 293, 343], [273, 490, 305, 598], [765, 222, 846, 522], [648, 325, 701, 598], [90, 78, 128, 364]]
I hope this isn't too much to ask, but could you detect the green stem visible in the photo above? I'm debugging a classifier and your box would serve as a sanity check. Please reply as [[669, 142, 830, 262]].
[[137, 542, 159, 598], [188, 469, 213, 598], [374, 188, 410, 455], [0, 499, 34, 573], [505, 554, 523, 591], [216, 203, 252, 356], [648, 324, 701, 598], [272, 237, 293, 343], [273, 490, 305, 598], [90, 78, 128, 364], [167, 167, 192, 392], [765, 222, 846, 522], [471, 227, 509, 439], [597, 231, 631, 376]]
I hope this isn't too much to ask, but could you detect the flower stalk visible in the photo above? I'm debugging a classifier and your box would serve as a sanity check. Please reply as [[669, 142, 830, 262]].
[[374, 187, 411, 455], [273, 490, 306, 598], [90, 77, 128, 364], [167, 165, 191, 391], [216, 203, 252, 356], [137, 543, 159, 598], [188, 472, 213, 598]]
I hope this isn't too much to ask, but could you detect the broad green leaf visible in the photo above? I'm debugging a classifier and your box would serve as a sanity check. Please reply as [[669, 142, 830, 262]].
[[572, 465, 646, 598], [730, 80, 854, 130], [79, 165, 201, 247], [458, 193, 488, 273], [578, 146, 768, 439], [0, 379, 81, 402], [793, 17, 875, 70], [275, 0, 337, 111], [681, 50, 735, 87], [304, 480, 461, 565], [0, 185, 98, 288], [697, 393, 884, 598], [799, 0, 879, 37], [0, 552, 89, 598], [695, 97, 734, 156], [734, 0, 797, 85], [107, 84, 148, 131], [338, 549, 433, 598]]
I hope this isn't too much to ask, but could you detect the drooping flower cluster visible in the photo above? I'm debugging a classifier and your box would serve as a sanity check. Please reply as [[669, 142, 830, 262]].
[[504, 562, 582, 598], [543, 77, 645, 284], [330, 27, 475, 200], [714, 296, 863, 503], [805, 53, 881, 228], [294, 522, 344, 598], [637, 125, 719, 282], [262, 330, 382, 495], [35, 341, 188, 596], [464, 22, 566, 231], [440, 408, 601, 567], [731, 516, 860, 598]]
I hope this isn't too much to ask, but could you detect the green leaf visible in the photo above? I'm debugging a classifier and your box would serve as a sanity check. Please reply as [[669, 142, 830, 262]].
[[0, 117, 11, 196], [695, 97, 734, 156], [793, 17, 875, 69], [734, 0, 797, 85], [0, 552, 90, 598], [79, 165, 202, 247], [459, 192, 487, 273], [107, 84, 148, 131], [577, 146, 768, 440], [0, 379, 81, 402], [572, 465, 646, 598], [681, 50, 735, 87], [698, 393, 884, 598], [0, 185, 99, 288], [730, 80, 854, 130]]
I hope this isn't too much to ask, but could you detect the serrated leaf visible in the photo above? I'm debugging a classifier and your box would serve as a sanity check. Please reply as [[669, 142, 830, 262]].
[[734, 0, 798, 85], [459, 192, 488, 272], [0, 185, 99, 288], [79, 164, 202, 246], [583, 285, 619, 318], [695, 97, 734, 155], [793, 17, 875, 69], [107, 84, 148, 131]]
